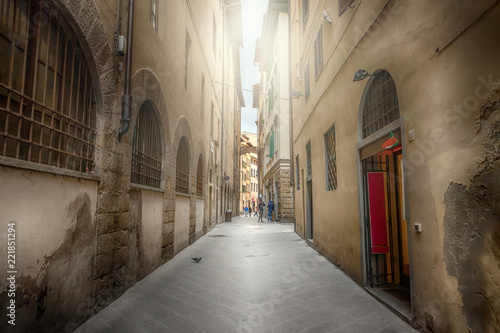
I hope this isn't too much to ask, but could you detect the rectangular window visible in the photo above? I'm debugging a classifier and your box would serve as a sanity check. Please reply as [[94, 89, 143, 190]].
[[185, 31, 191, 89], [324, 125, 338, 191], [201, 75, 205, 120], [304, 62, 310, 101], [213, 15, 217, 57], [339, 0, 355, 16], [151, 0, 158, 32], [314, 26, 323, 79], [306, 141, 312, 179], [303, 0, 309, 26], [270, 130, 274, 158], [296, 155, 300, 190]]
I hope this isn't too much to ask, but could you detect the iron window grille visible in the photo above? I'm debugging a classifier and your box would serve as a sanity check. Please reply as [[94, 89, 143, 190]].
[[196, 156, 203, 197], [314, 26, 323, 79], [306, 141, 312, 178], [324, 125, 337, 191], [362, 70, 400, 139], [176, 137, 190, 194], [131, 102, 162, 188], [339, 0, 355, 16], [0, 0, 96, 173]]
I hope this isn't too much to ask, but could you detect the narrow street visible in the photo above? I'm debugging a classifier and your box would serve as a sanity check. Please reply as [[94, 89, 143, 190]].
[[76, 216, 418, 333]]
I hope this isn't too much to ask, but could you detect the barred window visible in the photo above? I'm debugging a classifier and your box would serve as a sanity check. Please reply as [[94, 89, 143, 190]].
[[362, 70, 399, 138], [314, 26, 323, 79], [339, 0, 355, 16], [304, 62, 310, 101], [176, 137, 190, 194], [324, 125, 337, 191], [196, 155, 203, 197], [131, 102, 162, 188], [0, 0, 96, 173]]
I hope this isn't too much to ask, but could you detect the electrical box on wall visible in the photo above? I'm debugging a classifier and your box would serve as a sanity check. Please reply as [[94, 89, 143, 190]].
[[414, 223, 422, 232], [117, 35, 126, 56]]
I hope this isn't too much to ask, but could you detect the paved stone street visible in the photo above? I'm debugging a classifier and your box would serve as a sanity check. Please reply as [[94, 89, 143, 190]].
[[76, 216, 418, 333]]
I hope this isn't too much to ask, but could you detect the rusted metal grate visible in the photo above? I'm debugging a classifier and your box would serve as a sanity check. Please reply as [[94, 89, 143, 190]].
[[324, 125, 337, 191], [176, 137, 190, 194], [306, 141, 312, 178], [0, 0, 96, 173], [131, 101, 162, 188], [362, 70, 400, 139], [339, 0, 355, 16], [196, 156, 203, 197]]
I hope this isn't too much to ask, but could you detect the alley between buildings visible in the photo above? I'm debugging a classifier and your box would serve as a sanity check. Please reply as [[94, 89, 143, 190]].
[[76, 216, 417, 333]]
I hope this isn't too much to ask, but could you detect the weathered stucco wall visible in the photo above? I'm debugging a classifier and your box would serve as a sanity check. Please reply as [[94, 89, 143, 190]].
[[0, 167, 97, 331], [196, 198, 205, 240], [174, 195, 191, 255]]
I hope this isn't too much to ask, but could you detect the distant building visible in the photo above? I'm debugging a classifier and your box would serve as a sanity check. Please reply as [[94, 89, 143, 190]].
[[255, 0, 293, 222], [240, 132, 258, 213]]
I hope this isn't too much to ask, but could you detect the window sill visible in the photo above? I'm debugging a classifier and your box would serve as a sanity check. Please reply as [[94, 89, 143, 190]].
[[131, 183, 164, 193], [0, 156, 100, 182]]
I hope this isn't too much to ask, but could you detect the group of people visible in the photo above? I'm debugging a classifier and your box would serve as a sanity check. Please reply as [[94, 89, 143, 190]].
[[243, 199, 274, 222]]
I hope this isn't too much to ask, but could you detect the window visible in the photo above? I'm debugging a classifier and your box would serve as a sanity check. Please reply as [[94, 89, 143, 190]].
[[176, 137, 190, 194], [324, 125, 337, 191], [196, 155, 203, 196], [0, 0, 96, 173], [306, 141, 312, 178], [296, 155, 300, 190], [213, 15, 217, 57], [269, 130, 274, 158], [151, 0, 158, 31], [131, 102, 162, 188], [339, 0, 355, 16], [302, 0, 309, 25], [362, 70, 400, 138], [304, 62, 310, 101], [185, 31, 191, 89], [201, 75, 205, 120], [314, 26, 323, 79]]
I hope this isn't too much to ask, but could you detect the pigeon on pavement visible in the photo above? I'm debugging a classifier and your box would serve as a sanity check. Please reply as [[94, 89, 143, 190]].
[[191, 257, 202, 263]]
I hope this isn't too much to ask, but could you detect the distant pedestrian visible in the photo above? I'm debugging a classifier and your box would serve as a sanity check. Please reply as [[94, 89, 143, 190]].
[[267, 200, 274, 222], [248, 206, 252, 216], [258, 200, 265, 222], [254, 206, 258, 217], [245, 206, 248, 217]]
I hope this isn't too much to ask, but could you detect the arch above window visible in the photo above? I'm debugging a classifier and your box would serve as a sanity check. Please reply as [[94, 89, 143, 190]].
[[131, 101, 162, 188], [0, 0, 97, 172], [361, 70, 400, 139]]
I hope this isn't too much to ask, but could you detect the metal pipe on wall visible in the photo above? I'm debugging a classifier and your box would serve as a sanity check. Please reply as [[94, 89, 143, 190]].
[[118, 0, 135, 141]]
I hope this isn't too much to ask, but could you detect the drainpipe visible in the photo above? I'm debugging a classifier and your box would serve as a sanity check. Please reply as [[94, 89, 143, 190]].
[[118, 0, 135, 141], [287, 2, 295, 227]]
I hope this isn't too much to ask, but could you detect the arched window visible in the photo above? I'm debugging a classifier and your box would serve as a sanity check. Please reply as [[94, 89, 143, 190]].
[[176, 137, 190, 194], [131, 101, 162, 188], [0, 0, 97, 172], [362, 70, 400, 139], [196, 155, 203, 197]]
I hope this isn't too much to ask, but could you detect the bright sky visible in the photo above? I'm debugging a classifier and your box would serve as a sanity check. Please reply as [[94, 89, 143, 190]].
[[240, 0, 268, 134]]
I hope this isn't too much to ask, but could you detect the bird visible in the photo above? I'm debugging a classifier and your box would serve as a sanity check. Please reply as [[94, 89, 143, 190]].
[[191, 257, 202, 263]]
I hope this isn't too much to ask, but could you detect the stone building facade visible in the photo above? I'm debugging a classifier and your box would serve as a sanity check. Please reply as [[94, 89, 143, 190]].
[[0, 0, 243, 331], [290, 0, 500, 331]]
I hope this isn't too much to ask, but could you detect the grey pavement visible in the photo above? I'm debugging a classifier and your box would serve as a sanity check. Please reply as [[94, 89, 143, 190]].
[[76, 216, 418, 333]]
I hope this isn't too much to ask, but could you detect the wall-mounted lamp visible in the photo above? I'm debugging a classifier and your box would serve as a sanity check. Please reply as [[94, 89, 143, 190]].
[[322, 10, 333, 24], [353, 69, 375, 82]]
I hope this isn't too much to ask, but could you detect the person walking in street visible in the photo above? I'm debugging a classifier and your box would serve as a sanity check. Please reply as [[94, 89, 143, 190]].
[[253, 205, 258, 217], [267, 200, 274, 222], [258, 200, 265, 222], [244, 206, 248, 217], [248, 205, 252, 217]]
